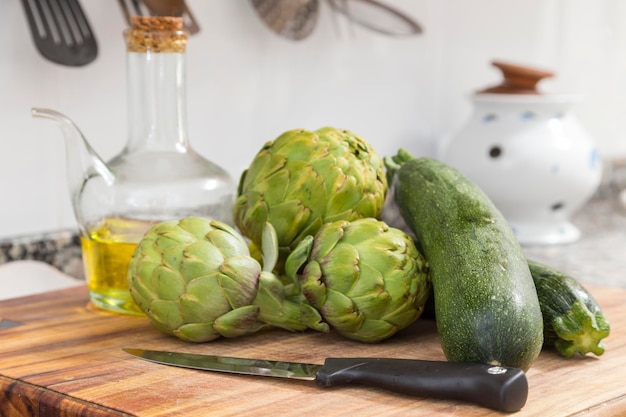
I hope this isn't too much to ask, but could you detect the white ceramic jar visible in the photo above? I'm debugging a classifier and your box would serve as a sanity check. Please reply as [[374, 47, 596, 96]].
[[441, 62, 602, 245]]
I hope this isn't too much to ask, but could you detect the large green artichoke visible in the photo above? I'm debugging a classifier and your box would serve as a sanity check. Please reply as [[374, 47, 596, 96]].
[[127, 217, 263, 342], [128, 218, 326, 342], [234, 127, 388, 271], [285, 218, 430, 343]]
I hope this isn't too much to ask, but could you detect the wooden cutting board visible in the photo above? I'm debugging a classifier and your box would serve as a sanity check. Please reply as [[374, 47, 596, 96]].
[[0, 284, 624, 416]]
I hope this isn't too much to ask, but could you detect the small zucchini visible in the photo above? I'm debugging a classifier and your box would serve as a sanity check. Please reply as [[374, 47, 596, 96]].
[[386, 150, 543, 371], [528, 260, 610, 357]]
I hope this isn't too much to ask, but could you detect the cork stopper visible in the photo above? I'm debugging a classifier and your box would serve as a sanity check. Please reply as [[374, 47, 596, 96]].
[[478, 61, 554, 95], [125, 16, 187, 53]]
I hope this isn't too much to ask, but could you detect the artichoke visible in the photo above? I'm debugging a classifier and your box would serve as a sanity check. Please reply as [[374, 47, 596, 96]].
[[285, 218, 430, 343], [127, 217, 263, 342], [234, 127, 388, 272], [128, 217, 326, 342]]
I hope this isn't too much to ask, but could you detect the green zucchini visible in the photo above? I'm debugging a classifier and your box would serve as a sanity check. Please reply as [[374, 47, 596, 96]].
[[385, 150, 543, 371], [528, 260, 610, 357]]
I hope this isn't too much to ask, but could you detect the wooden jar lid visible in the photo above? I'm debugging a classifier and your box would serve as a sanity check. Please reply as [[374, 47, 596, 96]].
[[479, 61, 554, 95]]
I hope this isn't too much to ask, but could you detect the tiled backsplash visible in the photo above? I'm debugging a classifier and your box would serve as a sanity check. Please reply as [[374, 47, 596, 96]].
[[0, 230, 83, 279], [596, 158, 626, 200]]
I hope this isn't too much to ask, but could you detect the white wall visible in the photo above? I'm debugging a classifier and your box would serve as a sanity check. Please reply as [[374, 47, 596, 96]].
[[1, 0, 625, 239]]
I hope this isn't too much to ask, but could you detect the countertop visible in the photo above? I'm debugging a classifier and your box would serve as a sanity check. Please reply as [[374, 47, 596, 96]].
[[523, 198, 626, 289]]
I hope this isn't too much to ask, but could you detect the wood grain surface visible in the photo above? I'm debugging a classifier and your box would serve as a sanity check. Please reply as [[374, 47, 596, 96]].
[[0, 284, 624, 417]]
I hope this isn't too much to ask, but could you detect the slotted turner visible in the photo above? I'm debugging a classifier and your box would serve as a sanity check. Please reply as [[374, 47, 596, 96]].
[[22, 0, 98, 66]]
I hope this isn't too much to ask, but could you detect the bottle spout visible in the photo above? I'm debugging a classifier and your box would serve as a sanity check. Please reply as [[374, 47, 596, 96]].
[[32, 107, 115, 195]]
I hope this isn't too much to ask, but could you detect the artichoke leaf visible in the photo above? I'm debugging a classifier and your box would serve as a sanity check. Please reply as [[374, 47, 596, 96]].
[[206, 227, 250, 259], [160, 244, 187, 270], [175, 322, 221, 343], [382, 305, 423, 329], [213, 305, 265, 338], [342, 319, 398, 343], [268, 200, 312, 248], [178, 216, 217, 241], [320, 289, 365, 333], [154, 228, 195, 249], [342, 217, 387, 243], [253, 165, 291, 206], [233, 192, 268, 241], [291, 217, 324, 250], [349, 287, 391, 318], [128, 260, 158, 298], [149, 299, 184, 334], [283, 164, 326, 203], [181, 276, 231, 321], [153, 265, 185, 301], [311, 221, 347, 260], [300, 260, 326, 309], [352, 194, 386, 221], [261, 222, 279, 273], [319, 242, 359, 294], [325, 176, 363, 215], [254, 271, 328, 332], [219, 256, 262, 306], [181, 241, 224, 281], [284, 235, 314, 286]]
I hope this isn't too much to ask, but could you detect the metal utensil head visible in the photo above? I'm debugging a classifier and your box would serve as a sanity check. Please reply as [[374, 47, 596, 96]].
[[22, 0, 98, 66], [123, 348, 323, 380], [250, 0, 320, 41], [327, 0, 422, 36], [0, 319, 22, 331]]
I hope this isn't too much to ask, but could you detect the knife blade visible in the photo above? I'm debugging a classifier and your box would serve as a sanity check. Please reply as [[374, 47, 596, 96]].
[[0, 318, 22, 331], [122, 348, 528, 412]]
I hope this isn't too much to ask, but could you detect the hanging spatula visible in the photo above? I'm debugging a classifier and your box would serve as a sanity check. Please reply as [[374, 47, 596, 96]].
[[22, 0, 98, 67]]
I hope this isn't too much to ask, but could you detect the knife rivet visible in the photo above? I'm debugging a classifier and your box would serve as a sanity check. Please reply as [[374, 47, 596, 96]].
[[487, 366, 507, 375]]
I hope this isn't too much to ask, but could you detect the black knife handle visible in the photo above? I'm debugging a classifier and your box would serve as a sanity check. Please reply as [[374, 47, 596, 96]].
[[315, 358, 528, 412]]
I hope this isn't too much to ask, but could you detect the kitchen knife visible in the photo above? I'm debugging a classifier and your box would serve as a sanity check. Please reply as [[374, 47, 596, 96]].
[[122, 348, 528, 412]]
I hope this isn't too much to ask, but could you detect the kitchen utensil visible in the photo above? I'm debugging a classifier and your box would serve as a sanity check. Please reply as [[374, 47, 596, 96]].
[[143, 0, 200, 34], [440, 61, 601, 245], [0, 319, 22, 331], [117, 0, 200, 34], [327, 0, 422, 36], [250, 0, 320, 41], [22, 0, 98, 66], [31, 17, 234, 315], [123, 348, 528, 412], [249, 0, 421, 40]]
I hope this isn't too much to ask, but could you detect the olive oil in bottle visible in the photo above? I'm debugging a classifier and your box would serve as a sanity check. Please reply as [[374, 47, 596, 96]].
[[36, 17, 234, 316], [80, 217, 157, 315]]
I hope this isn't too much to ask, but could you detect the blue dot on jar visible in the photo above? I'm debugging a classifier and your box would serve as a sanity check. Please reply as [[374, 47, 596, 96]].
[[482, 113, 497, 123]]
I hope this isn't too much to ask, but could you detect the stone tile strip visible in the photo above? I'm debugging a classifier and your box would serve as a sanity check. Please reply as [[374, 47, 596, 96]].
[[0, 230, 83, 279]]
